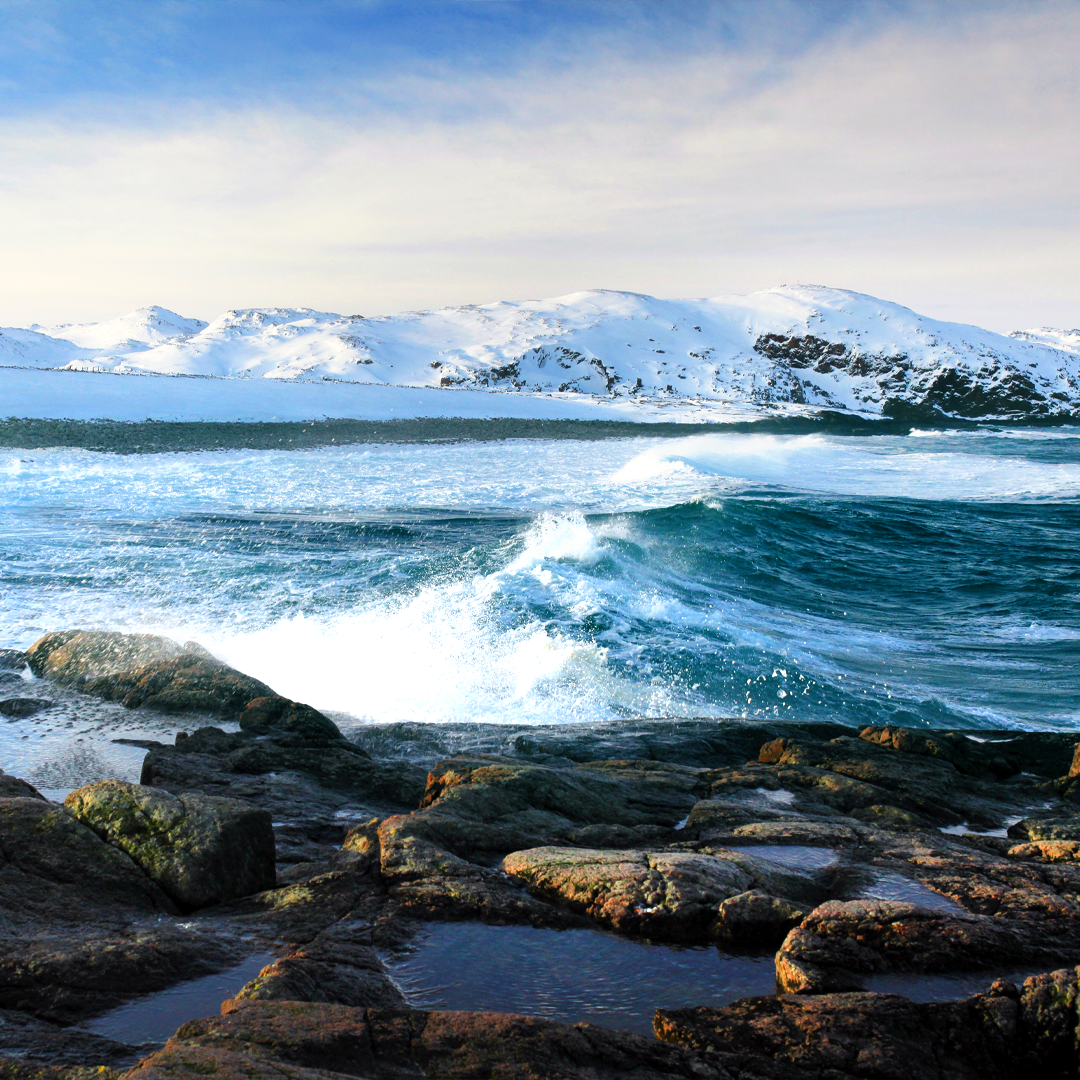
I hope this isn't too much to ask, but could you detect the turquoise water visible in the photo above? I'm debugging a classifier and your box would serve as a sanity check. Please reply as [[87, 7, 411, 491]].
[[2, 427, 1080, 739]]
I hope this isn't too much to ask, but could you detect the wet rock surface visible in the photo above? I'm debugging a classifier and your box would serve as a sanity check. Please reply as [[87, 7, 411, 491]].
[[7, 630, 1080, 1077]]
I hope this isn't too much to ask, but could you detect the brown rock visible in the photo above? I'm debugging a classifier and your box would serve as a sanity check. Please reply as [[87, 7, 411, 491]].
[[232, 923, 404, 1009], [655, 988, 1020, 1080], [126, 999, 721, 1080], [0, 699, 51, 719], [238, 697, 344, 742], [501, 846, 751, 938], [775, 899, 1036, 994], [0, 797, 173, 921], [26, 631, 186, 682]]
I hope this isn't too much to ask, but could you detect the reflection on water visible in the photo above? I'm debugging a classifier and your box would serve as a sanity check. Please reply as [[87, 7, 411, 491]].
[[380, 922, 776, 1034], [858, 870, 966, 915], [82, 953, 275, 1048], [728, 844, 841, 870]]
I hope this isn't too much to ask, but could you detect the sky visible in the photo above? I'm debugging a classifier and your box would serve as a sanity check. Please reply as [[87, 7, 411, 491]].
[[0, 0, 1077, 333]]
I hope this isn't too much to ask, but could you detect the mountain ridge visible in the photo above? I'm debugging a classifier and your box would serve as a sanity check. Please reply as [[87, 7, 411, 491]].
[[4, 286, 1078, 421]]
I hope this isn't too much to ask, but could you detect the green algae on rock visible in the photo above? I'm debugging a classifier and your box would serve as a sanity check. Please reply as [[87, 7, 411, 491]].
[[65, 780, 275, 912]]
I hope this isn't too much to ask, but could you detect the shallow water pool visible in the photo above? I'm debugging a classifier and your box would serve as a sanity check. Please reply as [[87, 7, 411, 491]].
[[380, 922, 776, 1034], [82, 952, 275, 1048]]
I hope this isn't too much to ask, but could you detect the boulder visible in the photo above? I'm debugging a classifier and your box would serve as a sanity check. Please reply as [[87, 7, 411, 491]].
[[65, 781, 275, 912], [26, 631, 188, 682], [775, 899, 1038, 994], [1008, 813, 1080, 842], [85, 655, 274, 718], [0, 773, 43, 801], [0, 797, 172, 920], [0, 649, 26, 671], [238, 696, 343, 741], [27, 630, 274, 719], [232, 922, 404, 1009], [378, 814, 559, 925], [0, 698, 51, 719], [501, 846, 751, 938], [712, 890, 807, 948]]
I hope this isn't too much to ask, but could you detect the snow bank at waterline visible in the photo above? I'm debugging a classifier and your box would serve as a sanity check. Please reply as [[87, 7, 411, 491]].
[[0, 367, 779, 425]]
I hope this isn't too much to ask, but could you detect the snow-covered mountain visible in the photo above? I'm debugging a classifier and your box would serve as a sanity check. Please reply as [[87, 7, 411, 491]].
[[29, 305, 208, 351], [4, 287, 1078, 420]]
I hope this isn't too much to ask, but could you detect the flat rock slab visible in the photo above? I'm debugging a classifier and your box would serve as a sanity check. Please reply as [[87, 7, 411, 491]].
[[124, 999, 721, 1080], [501, 846, 752, 937], [775, 899, 1054, 994], [657, 965, 1080, 1080]]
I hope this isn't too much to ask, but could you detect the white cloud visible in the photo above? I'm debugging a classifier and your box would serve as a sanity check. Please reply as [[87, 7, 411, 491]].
[[0, 2, 1076, 331]]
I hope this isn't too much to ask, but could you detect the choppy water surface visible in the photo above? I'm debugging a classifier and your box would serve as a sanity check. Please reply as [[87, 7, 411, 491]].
[[3, 426, 1080, 747]]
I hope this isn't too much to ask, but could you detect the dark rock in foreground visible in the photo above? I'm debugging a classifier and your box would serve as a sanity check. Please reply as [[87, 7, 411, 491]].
[[657, 966, 1080, 1079], [125, 999, 718, 1080], [65, 780, 276, 912], [10, 629, 1080, 1077]]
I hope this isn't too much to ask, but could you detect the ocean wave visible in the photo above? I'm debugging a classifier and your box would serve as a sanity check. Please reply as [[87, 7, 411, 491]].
[[611, 433, 1080, 501]]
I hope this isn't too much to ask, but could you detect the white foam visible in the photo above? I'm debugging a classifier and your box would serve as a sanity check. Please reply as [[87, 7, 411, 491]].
[[612, 432, 1080, 501], [203, 513, 704, 725], [505, 512, 603, 572]]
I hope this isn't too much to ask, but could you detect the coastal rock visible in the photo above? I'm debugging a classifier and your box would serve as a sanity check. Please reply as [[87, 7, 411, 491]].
[[501, 847, 751, 938], [0, 929, 240, 1024], [238, 696, 343, 741], [1008, 840, 1080, 862], [0, 1005, 135, 1068], [775, 899, 1035, 993], [26, 631, 189, 682], [86, 655, 274, 718], [0, 773, 43, 801], [0, 651, 26, 671], [377, 815, 561, 924], [0, 797, 173, 920], [712, 890, 808, 948], [143, 727, 414, 807], [126, 999, 720, 1080], [65, 780, 275, 912], [27, 631, 274, 719], [1007, 813, 1080, 842], [657, 966, 1080, 1080], [754, 736, 999, 825], [233, 922, 404, 1009], [655, 988, 1019, 1080], [0, 699, 51, 719]]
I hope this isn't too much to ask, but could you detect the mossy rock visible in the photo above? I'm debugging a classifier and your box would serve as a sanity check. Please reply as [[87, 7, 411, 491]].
[[65, 780, 275, 912]]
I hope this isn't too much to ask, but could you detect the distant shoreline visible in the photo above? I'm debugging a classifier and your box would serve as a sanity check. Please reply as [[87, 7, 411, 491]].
[[0, 413, 958, 453]]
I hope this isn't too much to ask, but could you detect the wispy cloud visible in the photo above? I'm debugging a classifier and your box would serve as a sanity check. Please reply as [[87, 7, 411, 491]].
[[0, 0, 1076, 330]]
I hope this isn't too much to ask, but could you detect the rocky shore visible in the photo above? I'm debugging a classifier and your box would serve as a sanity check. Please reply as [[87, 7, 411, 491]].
[[4, 630, 1080, 1078]]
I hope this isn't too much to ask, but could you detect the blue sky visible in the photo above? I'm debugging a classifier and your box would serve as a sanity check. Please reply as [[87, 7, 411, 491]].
[[0, 0, 1076, 330]]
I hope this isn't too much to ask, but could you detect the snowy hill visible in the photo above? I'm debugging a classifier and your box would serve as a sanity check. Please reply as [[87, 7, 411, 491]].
[[4, 287, 1079, 421], [29, 306, 208, 352]]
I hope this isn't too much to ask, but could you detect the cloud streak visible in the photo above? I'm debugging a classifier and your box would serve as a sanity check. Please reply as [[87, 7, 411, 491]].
[[0, 0, 1076, 331]]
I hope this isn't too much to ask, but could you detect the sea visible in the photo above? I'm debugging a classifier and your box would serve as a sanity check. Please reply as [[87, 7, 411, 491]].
[[2, 424, 1080, 795]]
